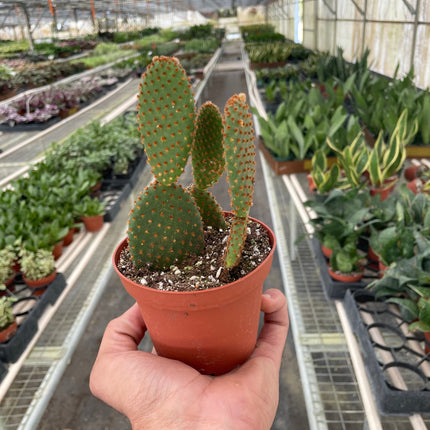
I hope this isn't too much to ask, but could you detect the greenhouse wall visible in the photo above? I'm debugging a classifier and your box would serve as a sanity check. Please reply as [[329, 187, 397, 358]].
[[267, 0, 430, 89]]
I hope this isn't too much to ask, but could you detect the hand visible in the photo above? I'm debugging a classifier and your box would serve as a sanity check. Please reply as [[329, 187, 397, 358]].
[[90, 288, 289, 430]]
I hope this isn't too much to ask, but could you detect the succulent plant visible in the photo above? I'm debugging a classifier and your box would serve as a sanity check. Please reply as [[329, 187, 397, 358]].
[[128, 56, 255, 271]]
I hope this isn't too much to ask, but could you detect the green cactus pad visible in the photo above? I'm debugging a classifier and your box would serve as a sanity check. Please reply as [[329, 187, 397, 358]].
[[128, 182, 204, 270], [223, 93, 255, 219], [188, 185, 227, 229], [137, 56, 196, 186], [224, 217, 248, 268], [192, 102, 225, 189]]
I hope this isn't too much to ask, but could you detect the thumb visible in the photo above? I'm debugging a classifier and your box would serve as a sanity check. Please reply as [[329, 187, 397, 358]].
[[251, 289, 289, 367]]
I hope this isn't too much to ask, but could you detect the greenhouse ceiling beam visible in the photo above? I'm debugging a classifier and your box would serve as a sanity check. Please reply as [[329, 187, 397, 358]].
[[401, 0, 416, 15], [321, 0, 335, 15], [348, 0, 364, 15]]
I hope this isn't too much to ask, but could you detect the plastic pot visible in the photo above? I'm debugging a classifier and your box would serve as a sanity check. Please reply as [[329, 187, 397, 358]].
[[113, 216, 276, 375]]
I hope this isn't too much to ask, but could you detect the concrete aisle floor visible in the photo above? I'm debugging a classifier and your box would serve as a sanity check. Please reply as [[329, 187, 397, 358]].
[[37, 42, 310, 429]]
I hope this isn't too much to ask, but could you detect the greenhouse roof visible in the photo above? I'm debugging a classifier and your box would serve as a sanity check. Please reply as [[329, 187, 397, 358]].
[[0, 0, 264, 28]]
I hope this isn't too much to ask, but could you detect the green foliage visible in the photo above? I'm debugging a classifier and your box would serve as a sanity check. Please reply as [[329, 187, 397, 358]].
[[74, 195, 107, 217], [184, 38, 219, 54], [0, 295, 16, 331], [330, 242, 363, 274], [255, 80, 359, 160], [246, 42, 294, 64], [129, 56, 256, 271], [20, 248, 55, 280], [0, 245, 15, 283]]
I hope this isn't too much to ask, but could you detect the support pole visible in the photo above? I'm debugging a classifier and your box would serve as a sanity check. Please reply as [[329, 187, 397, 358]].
[[20, 5, 34, 51], [410, 0, 420, 73]]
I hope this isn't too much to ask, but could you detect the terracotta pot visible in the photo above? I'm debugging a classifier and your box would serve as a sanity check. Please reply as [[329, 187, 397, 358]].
[[407, 179, 420, 194], [378, 261, 389, 278], [113, 217, 276, 375], [370, 186, 391, 201], [307, 174, 316, 193], [52, 243, 63, 260], [23, 270, 57, 296], [424, 332, 430, 355], [0, 320, 17, 343], [368, 245, 379, 262], [81, 215, 104, 232], [404, 165, 421, 181], [321, 244, 333, 259], [328, 266, 364, 283], [12, 259, 21, 273], [62, 229, 74, 246]]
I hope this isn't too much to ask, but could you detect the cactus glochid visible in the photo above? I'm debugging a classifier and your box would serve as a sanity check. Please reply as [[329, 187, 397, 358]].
[[128, 56, 256, 272]]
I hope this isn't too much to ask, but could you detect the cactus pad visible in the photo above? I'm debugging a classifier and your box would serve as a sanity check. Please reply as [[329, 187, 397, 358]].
[[128, 182, 204, 270], [137, 56, 195, 185], [224, 217, 248, 268], [223, 93, 255, 219], [192, 102, 225, 189], [188, 185, 227, 229]]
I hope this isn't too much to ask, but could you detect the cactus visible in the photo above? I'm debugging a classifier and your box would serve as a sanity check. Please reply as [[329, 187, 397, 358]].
[[128, 56, 256, 272]]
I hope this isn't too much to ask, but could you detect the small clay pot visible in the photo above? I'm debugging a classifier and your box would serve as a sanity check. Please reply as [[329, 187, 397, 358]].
[[328, 266, 364, 283], [23, 270, 57, 296], [0, 320, 17, 343], [81, 215, 104, 232]]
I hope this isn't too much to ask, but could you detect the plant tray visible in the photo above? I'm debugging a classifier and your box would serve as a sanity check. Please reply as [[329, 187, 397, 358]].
[[103, 183, 132, 222], [258, 137, 336, 175], [0, 116, 62, 133], [405, 145, 430, 158], [344, 289, 430, 415], [250, 61, 287, 70], [310, 237, 378, 299], [0, 273, 66, 363], [102, 154, 147, 190]]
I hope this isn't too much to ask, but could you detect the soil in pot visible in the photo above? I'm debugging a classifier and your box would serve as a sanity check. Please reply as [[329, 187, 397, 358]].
[[117, 217, 272, 291]]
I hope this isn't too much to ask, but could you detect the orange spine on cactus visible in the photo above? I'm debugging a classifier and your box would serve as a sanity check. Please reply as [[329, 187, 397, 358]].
[[222, 93, 255, 268]]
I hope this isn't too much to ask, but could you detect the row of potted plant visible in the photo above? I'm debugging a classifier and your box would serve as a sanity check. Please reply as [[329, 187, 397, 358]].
[[0, 113, 143, 347], [0, 66, 133, 127], [254, 45, 430, 166]]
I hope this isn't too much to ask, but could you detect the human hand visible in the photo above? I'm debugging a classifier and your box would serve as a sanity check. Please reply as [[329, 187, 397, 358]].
[[90, 288, 289, 430]]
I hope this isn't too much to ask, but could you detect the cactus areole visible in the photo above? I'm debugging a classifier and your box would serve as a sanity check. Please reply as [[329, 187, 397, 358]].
[[126, 55, 268, 283]]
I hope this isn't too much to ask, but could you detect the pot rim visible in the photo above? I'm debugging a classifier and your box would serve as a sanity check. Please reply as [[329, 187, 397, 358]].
[[113, 214, 276, 296]]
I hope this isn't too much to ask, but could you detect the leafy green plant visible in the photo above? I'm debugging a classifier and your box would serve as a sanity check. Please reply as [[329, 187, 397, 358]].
[[246, 42, 294, 64], [326, 132, 369, 189], [0, 245, 16, 284], [367, 114, 408, 188], [19, 248, 55, 280], [0, 295, 16, 331], [74, 196, 107, 218], [305, 188, 373, 252], [329, 242, 364, 274], [128, 56, 255, 271], [310, 150, 342, 194]]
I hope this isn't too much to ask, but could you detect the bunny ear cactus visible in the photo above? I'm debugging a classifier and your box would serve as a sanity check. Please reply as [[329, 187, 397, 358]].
[[128, 56, 256, 273], [223, 93, 256, 268], [189, 101, 226, 229]]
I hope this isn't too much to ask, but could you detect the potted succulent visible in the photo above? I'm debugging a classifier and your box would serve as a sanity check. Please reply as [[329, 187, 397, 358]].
[[0, 246, 17, 290], [328, 243, 366, 282], [20, 248, 56, 295], [74, 195, 107, 232], [0, 293, 17, 343], [113, 56, 277, 375]]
